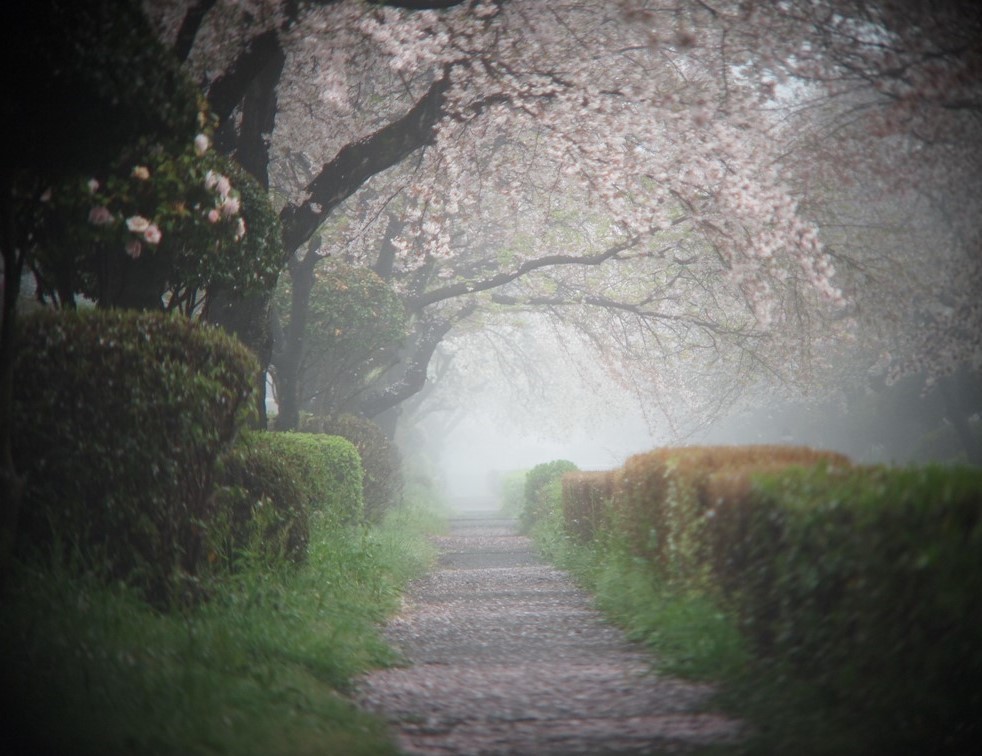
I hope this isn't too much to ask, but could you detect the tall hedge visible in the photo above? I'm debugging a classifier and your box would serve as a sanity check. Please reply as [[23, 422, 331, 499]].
[[12, 309, 258, 602], [301, 414, 401, 522], [613, 445, 851, 587]]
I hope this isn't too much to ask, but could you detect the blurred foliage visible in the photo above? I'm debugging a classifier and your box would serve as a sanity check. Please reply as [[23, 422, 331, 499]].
[[302, 414, 403, 523], [561, 470, 617, 543], [519, 459, 578, 532], [708, 464, 982, 752], [277, 262, 406, 416], [12, 309, 258, 604], [613, 445, 851, 588], [548, 444, 982, 753]]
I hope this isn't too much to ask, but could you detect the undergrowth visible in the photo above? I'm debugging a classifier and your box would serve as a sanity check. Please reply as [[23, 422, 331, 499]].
[[0, 500, 444, 756]]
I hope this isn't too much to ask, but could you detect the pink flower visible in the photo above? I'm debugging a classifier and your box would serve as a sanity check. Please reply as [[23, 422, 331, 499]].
[[143, 224, 162, 245], [207, 208, 221, 223], [88, 206, 115, 226], [221, 195, 240, 217], [234, 217, 247, 240], [126, 215, 150, 233], [131, 165, 150, 180], [87, 178, 100, 193], [216, 175, 231, 199], [125, 239, 142, 259], [194, 133, 210, 156]]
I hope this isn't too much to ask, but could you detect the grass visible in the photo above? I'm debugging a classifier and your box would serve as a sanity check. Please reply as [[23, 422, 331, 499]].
[[0, 499, 445, 756], [528, 507, 890, 756]]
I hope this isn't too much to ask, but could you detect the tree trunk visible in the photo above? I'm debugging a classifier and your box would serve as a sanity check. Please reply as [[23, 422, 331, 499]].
[[272, 240, 320, 430]]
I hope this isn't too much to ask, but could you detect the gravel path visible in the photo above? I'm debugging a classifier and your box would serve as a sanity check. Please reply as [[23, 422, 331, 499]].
[[356, 513, 743, 755]]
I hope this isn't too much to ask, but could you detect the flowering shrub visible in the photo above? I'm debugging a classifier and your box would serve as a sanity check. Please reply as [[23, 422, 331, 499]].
[[29, 132, 282, 312]]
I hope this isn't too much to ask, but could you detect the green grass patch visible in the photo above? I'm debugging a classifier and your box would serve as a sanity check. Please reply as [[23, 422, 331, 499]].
[[0, 502, 443, 755]]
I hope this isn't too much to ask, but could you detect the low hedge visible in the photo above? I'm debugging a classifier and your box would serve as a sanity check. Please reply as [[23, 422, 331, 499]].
[[12, 309, 258, 603], [563, 445, 982, 751], [301, 414, 401, 523], [520, 460, 578, 532], [255, 432, 364, 527], [706, 464, 982, 750], [212, 431, 311, 567], [562, 470, 617, 543], [613, 445, 851, 587]]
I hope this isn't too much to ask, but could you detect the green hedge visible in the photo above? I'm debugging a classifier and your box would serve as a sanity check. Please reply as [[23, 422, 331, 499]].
[[560, 445, 982, 751], [562, 470, 617, 543], [212, 431, 310, 567], [12, 309, 258, 603], [612, 445, 851, 587], [706, 464, 982, 750], [520, 460, 578, 532], [301, 414, 401, 523], [256, 432, 364, 527]]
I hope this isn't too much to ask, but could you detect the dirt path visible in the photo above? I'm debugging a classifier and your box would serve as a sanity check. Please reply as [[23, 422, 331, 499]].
[[356, 513, 743, 755]]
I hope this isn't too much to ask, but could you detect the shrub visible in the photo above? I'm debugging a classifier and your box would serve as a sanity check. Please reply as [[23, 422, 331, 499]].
[[497, 470, 528, 517], [613, 445, 851, 587], [706, 464, 982, 751], [256, 432, 364, 528], [12, 309, 258, 603], [562, 470, 618, 543], [302, 414, 401, 523], [520, 460, 579, 532], [212, 431, 310, 567]]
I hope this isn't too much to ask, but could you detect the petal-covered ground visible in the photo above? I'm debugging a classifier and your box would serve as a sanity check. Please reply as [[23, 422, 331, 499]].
[[357, 514, 743, 755]]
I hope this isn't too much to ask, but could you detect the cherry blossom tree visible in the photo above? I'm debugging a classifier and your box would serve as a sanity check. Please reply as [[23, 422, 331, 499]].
[[151, 0, 977, 444]]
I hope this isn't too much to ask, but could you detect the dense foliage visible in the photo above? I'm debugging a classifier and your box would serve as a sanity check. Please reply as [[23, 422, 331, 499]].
[[212, 431, 312, 567], [12, 309, 258, 603], [302, 414, 403, 523], [276, 262, 407, 418], [519, 459, 579, 532], [253, 432, 365, 527]]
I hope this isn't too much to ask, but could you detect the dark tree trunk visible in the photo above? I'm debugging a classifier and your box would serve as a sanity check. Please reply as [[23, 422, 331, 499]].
[[272, 239, 321, 430]]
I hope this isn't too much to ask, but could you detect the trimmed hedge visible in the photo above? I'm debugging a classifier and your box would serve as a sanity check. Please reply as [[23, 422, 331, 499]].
[[211, 431, 310, 567], [520, 460, 578, 532], [562, 470, 617, 543], [556, 445, 982, 751], [613, 445, 851, 587], [256, 432, 364, 527], [705, 464, 982, 750], [301, 414, 401, 523], [12, 309, 258, 603]]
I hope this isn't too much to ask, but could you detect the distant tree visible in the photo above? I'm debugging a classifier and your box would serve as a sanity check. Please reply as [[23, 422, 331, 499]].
[[273, 261, 406, 425]]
